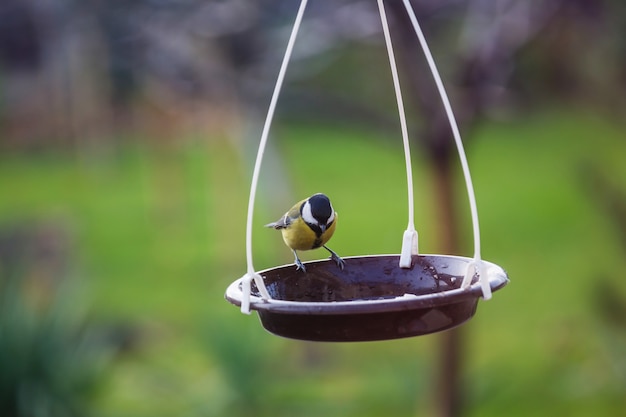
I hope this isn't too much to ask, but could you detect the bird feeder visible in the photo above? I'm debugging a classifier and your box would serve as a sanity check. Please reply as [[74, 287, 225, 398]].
[[225, 0, 508, 342]]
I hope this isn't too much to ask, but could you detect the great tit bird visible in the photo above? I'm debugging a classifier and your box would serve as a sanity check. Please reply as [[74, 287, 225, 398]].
[[266, 193, 345, 272]]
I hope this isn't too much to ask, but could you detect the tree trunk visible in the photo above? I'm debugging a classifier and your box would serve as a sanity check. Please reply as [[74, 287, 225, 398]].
[[431, 152, 464, 417]]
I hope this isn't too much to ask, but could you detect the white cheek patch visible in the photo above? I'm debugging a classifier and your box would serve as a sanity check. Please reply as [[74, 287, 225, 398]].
[[301, 201, 317, 225], [328, 208, 335, 224]]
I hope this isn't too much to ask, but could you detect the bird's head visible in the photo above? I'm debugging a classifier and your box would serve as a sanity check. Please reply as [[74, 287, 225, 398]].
[[301, 193, 335, 232]]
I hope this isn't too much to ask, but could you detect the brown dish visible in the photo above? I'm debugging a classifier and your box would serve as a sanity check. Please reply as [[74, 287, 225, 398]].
[[225, 254, 508, 342]]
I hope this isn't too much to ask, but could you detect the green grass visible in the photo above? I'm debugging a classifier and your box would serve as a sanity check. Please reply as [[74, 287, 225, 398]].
[[1, 108, 625, 416]]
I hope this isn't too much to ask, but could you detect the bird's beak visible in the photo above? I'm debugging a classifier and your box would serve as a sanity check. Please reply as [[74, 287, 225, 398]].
[[320, 224, 327, 233]]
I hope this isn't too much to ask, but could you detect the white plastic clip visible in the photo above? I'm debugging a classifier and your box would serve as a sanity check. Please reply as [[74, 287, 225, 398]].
[[461, 260, 492, 300], [240, 272, 271, 315], [399, 228, 418, 268]]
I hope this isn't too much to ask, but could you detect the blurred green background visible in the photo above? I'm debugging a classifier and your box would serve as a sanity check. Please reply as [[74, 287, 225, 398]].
[[1, 1, 626, 416]]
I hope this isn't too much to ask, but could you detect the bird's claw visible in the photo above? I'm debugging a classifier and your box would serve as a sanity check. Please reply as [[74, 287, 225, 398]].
[[330, 253, 345, 270], [323, 245, 345, 270], [295, 258, 307, 273]]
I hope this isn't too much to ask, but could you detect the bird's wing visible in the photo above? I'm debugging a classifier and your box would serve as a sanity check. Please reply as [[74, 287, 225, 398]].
[[265, 202, 302, 229], [265, 214, 289, 229]]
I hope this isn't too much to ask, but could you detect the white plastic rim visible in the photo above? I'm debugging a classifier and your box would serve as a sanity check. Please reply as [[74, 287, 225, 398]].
[[226, 255, 508, 315]]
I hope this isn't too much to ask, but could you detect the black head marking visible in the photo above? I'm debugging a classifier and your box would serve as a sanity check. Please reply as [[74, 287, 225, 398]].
[[307, 193, 332, 224]]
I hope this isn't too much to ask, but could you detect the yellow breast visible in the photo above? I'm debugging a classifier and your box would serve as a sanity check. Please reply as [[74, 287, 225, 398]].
[[281, 213, 338, 251]]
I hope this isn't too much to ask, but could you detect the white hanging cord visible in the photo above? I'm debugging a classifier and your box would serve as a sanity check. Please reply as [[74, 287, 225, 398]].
[[401, 0, 491, 299], [239, 0, 309, 314], [377, 0, 418, 269]]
